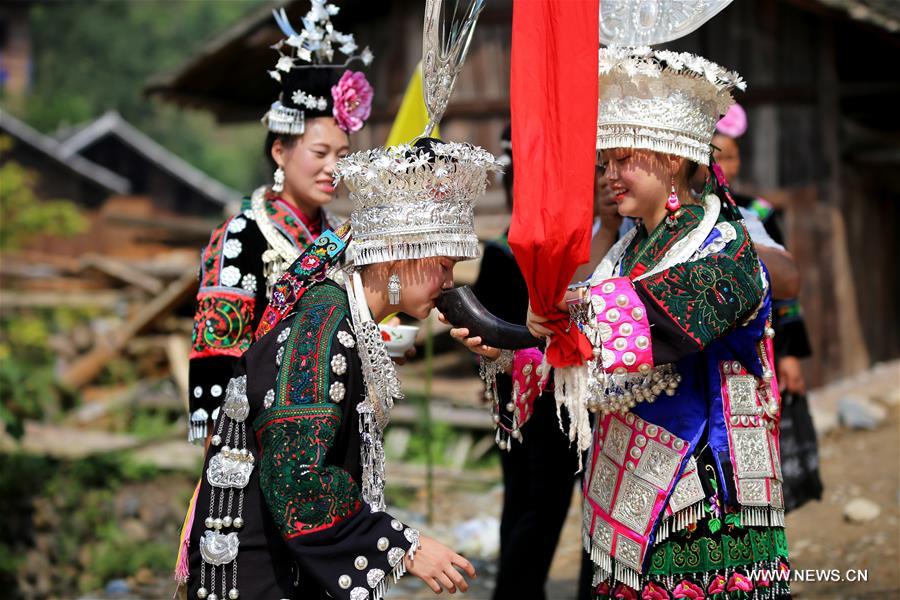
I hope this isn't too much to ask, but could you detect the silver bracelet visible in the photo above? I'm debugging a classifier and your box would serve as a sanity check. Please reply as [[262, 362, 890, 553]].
[[478, 349, 513, 390]]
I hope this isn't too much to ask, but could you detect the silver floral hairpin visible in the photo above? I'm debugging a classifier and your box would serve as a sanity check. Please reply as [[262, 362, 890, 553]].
[[268, 3, 373, 83]]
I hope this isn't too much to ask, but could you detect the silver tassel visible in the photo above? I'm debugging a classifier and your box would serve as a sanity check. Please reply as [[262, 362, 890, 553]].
[[189, 408, 209, 444]]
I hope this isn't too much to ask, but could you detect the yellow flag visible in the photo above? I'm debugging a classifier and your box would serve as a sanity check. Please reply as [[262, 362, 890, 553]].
[[385, 62, 439, 146]]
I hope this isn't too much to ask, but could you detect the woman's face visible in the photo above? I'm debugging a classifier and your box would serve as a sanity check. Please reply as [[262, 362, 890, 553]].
[[394, 256, 458, 320], [712, 134, 741, 184], [599, 148, 672, 222], [272, 117, 350, 212]]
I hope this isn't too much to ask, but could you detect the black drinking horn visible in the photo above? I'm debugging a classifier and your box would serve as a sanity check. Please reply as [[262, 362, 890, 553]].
[[435, 286, 543, 350]]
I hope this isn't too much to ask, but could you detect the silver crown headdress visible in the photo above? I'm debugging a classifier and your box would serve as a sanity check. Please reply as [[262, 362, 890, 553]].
[[597, 46, 746, 165], [262, 2, 374, 135], [334, 0, 501, 266]]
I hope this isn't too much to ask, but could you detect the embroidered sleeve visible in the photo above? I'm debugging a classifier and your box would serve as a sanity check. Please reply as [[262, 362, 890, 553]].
[[187, 212, 263, 442], [256, 286, 418, 598], [635, 221, 764, 364], [509, 348, 550, 424]]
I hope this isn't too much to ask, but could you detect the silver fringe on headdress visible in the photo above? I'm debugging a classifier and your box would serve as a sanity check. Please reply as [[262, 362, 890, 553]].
[[597, 46, 745, 164]]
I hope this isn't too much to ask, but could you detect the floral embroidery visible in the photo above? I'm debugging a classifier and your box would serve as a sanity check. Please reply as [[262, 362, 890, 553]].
[[641, 580, 671, 599], [301, 254, 321, 270], [612, 583, 639, 600], [706, 574, 726, 596], [190, 291, 255, 359], [275, 284, 349, 408], [256, 226, 349, 340], [726, 572, 753, 593], [671, 580, 705, 599]]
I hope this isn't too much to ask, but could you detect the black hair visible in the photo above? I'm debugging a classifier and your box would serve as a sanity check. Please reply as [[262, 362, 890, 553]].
[[685, 160, 700, 181], [264, 131, 299, 170]]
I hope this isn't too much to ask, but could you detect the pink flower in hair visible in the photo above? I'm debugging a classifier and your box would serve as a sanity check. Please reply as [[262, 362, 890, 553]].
[[331, 70, 373, 133]]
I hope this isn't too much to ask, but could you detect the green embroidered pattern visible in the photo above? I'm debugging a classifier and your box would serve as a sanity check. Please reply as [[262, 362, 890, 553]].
[[649, 523, 788, 575], [274, 283, 350, 408], [190, 291, 255, 358], [256, 404, 362, 539], [638, 221, 762, 347]]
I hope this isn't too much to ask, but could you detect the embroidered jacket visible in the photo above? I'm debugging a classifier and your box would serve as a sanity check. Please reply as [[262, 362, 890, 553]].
[[510, 201, 788, 589], [188, 280, 418, 600], [187, 191, 338, 442]]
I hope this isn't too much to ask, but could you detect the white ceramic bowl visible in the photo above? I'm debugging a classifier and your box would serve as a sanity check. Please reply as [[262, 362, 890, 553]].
[[378, 324, 419, 358]]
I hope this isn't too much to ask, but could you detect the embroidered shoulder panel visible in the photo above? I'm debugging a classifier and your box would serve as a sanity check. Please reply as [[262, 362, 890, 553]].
[[190, 290, 256, 359], [636, 221, 762, 347], [256, 404, 362, 538], [275, 283, 351, 407], [255, 226, 350, 339]]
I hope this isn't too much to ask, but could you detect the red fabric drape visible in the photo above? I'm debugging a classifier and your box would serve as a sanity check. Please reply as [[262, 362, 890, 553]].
[[508, 0, 598, 368]]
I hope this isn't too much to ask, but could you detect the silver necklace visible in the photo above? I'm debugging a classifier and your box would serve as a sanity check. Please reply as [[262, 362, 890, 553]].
[[344, 270, 403, 512]]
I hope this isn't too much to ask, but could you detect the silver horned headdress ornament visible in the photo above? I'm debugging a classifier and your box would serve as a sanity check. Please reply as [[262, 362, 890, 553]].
[[334, 0, 501, 266]]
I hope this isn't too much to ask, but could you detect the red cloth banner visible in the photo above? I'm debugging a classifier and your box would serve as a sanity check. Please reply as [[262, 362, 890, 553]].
[[508, 0, 598, 368]]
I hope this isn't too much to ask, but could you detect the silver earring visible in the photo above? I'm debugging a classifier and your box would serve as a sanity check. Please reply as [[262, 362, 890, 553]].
[[272, 166, 285, 193], [387, 273, 401, 305]]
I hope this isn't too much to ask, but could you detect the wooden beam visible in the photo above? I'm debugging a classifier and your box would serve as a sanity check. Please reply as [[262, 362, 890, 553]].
[[166, 334, 191, 413], [58, 269, 198, 389], [80, 254, 164, 294], [0, 290, 123, 311]]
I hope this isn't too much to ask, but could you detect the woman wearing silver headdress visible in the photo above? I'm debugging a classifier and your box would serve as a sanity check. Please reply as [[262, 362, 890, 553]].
[[178, 3, 494, 598], [455, 47, 792, 599], [186, 2, 374, 444], [181, 134, 497, 600]]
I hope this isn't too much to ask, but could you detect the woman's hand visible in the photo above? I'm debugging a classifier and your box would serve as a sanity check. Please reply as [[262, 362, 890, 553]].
[[777, 356, 806, 395], [526, 303, 554, 339], [437, 312, 501, 360], [405, 535, 476, 594]]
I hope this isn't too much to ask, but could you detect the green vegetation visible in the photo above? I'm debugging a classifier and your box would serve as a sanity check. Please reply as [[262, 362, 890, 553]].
[[0, 304, 93, 440], [3, 0, 268, 193], [0, 146, 89, 251], [0, 453, 188, 597]]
